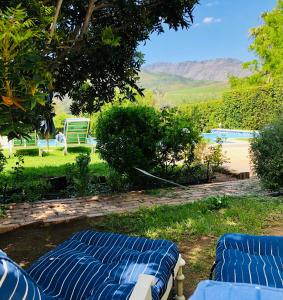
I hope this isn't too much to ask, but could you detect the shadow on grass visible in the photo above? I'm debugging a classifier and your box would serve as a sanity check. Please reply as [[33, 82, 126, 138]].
[[0, 196, 282, 296]]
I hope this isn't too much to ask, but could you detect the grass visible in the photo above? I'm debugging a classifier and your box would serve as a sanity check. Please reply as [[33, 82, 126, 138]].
[[2, 147, 108, 179], [1, 195, 282, 296], [93, 196, 283, 241]]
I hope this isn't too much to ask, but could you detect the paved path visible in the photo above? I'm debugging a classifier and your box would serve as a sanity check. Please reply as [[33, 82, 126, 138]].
[[222, 141, 252, 175], [0, 179, 266, 233]]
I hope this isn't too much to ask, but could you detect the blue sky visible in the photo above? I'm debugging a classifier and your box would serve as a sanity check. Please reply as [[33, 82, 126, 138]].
[[139, 0, 277, 64]]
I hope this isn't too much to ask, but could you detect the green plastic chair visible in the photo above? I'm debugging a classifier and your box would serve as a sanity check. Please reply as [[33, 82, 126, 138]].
[[11, 131, 41, 156], [63, 118, 94, 154]]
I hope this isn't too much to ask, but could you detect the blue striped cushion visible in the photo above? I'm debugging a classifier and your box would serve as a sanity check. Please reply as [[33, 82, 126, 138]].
[[0, 250, 51, 299], [26, 230, 179, 299], [189, 280, 283, 300], [214, 234, 283, 288]]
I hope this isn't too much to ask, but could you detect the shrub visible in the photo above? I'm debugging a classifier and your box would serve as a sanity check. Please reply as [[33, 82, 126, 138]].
[[0, 150, 7, 174], [9, 180, 51, 203], [202, 138, 229, 182], [106, 168, 130, 193], [96, 105, 161, 176], [251, 118, 283, 191], [157, 107, 200, 177], [67, 153, 92, 196]]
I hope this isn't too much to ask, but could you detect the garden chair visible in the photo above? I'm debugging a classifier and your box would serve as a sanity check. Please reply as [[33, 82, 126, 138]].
[[9, 131, 42, 156], [189, 280, 283, 300], [188, 233, 283, 299], [210, 233, 283, 288], [62, 118, 95, 155], [0, 230, 186, 300]]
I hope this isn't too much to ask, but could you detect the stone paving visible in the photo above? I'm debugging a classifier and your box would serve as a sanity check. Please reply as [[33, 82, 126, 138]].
[[0, 179, 267, 233]]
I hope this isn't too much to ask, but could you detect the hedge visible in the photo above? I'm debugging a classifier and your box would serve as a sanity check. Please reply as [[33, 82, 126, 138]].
[[221, 84, 283, 130], [181, 83, 283, 131]]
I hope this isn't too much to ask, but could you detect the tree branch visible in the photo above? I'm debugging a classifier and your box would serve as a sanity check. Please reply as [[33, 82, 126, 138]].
[[49, 0, 64, 42], [81, 0, 96, 36]]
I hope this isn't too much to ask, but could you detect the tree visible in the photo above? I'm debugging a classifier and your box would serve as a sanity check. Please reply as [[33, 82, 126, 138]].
[[230, 0, 283, 87], [0, 6, 53, 139], [2, 0, 199, 119]]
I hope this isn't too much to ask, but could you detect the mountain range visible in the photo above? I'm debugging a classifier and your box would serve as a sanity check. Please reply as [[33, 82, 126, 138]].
[[142, 58, 250, 82], [138, 58, 250, 106]]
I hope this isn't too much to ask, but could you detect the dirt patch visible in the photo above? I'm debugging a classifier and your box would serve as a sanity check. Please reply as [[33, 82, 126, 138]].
[[0, 214, 282, 298], [178, 236, 216, 296], [0, 217, 216, 298], [263, 216, 283, 236]]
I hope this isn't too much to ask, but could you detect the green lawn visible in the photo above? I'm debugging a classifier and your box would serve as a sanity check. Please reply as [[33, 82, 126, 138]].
[[1, 195, 282, 296], [2, 147, 108, 179]]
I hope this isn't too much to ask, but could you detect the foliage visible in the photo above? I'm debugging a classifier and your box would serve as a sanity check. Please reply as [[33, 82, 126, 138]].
[[247, 0, 283, 82], [230, 0, 283, 86], [8, 180, 51, 203], [202, 138, 228, 182], [54, 112, 72, 132], [181, 100, 223, 132], [202, 196, 229, 212], [182, 83, 283, 131], [67, 153, 92, 196], [251, 118, 283, 191], [222, 84, 283, 130], [96, 105, 161, 176], [0, 204, 6, 218], [0, 6, 52, 139], [2, 0, 198, 117], [157, 107, 200, 177], [0, 150, 7, 174], [106, 169, 130, 193], [10, 155, 25, 180]]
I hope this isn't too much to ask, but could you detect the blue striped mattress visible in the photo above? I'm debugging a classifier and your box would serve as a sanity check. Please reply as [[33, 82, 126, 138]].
[[0, 230, 179, 299], [189, 280, 283, 300], [214, 234, 283, 288]]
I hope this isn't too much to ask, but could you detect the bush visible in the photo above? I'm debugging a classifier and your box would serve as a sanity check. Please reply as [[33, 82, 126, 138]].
[[106, 168, 130, 193], [9, 180, 51, 203], [157, 107, 200, 177], [0, 150, 6, 174], [202, 138, 229, 182], [96, 105, 161, 176], [251, 118, 283, 191], [67, 153, 92, 196]]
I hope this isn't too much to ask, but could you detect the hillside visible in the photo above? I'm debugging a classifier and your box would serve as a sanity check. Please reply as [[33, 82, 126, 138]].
[[138, 70, 229, 106], [142, 58, 250, 82]]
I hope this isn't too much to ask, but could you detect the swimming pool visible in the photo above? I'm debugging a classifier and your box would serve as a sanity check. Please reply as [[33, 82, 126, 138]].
[[202, 129, 257, 143], [37, 138, 97, 147]]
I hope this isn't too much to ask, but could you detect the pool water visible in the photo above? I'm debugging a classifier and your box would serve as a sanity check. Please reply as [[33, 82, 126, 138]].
[[37, 138, 97, 147], [202, 129, 257, 143]]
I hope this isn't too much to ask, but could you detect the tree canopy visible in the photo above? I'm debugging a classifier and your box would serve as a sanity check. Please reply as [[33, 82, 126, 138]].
[[230, 0, 283, 87], [1, 0, 199, 138]]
